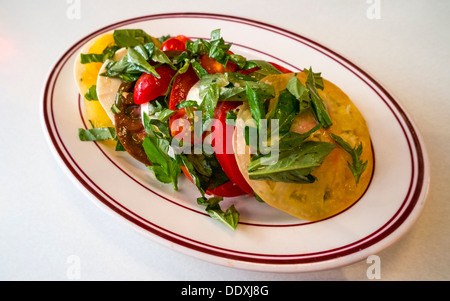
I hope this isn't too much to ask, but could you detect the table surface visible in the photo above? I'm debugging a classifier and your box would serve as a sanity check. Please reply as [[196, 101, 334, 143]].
[[1, 0, 449, 281]]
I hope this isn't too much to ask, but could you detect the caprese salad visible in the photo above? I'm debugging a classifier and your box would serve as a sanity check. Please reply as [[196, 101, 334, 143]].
[[74, 29, 373, 230]]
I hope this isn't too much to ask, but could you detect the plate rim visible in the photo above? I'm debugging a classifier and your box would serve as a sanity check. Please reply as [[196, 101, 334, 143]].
[[40, 12, 430, 272]]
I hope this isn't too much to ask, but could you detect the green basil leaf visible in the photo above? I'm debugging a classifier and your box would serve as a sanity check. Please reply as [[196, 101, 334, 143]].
[[176, 100, 199, 109], [305, 67, 332, 128], [84, 85, 98, 101], [207, 29, 232, 66], [198, 83, 220, 133], [266, 89, 299, 136], [198, 196, 239, 230], [225, 110, 237, 124], [190, 59, 208, 78], [126, 46, 159, 78], [228, 54, 247, 69], [303, 68, 324, 90], [286, 74, 309, 111], [244, 60, 282, 80], [144, 42, 176, 69], [115, 139, 126, 151], [245, 83, 265, 131], [78, 127, 116, 141], [177, 154, 207, 196], [113, 29, 153, 47], [330, 133, 368, 184], [142, 116, 180, 190], [248, 141, 335, 183], [80, 53, 104, 64]]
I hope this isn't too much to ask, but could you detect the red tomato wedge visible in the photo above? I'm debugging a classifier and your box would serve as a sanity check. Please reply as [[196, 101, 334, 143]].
[[168, 66, 198, 138], [180, 166, 247, 197], [212, 102, 254, 195], [269, 62, 293, 73], [168, 60, 249, 197]]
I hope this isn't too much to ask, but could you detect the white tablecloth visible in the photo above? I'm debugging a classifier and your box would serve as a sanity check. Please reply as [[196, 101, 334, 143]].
[[1, 0, 448, 281]]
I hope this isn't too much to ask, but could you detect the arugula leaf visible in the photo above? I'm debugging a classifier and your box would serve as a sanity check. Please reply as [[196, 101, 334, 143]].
[[197, 196, 239, 230], [305, 67, 332, 128], [330, 133, 368, 184], [78, 127, 116, 141], [247, 141, 335, 183], [84, 85, 98, 101]]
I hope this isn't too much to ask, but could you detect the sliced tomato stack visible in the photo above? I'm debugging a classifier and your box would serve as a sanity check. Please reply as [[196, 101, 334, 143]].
[[168, 49, 252, 197], [133, 33, 293, 198]]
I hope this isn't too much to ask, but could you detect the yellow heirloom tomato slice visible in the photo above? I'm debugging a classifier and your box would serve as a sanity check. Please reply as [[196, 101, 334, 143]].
[[73, 32, 162, 129], [74, 33, 116, 129], [234, 72, 374, 221]]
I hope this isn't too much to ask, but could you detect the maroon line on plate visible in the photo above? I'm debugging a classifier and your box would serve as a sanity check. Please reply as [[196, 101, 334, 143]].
[[42, 13, 426, 266]]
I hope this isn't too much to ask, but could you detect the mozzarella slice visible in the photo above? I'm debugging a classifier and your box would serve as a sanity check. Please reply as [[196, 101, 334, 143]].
[[96, 48, 128, 124], [185, 80, 203, 105]]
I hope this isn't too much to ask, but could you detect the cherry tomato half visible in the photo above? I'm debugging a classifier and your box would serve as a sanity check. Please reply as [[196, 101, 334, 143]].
[[134, 65, 176, 105], [161, 35, 191, 51], [199, 51, 237, 74]]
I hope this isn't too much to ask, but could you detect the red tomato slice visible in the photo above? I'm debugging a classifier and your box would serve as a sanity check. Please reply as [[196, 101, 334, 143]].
[[212, 101, 254, 195], [134, 65, 176, 105], [180, 166, 246, 197], [237, 66, 260, 75], [169, 63, 248, 197], [168, 66, 198, 138]]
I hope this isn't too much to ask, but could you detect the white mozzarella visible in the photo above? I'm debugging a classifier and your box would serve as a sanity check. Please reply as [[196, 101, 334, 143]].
[[96, 48, 128, 124]]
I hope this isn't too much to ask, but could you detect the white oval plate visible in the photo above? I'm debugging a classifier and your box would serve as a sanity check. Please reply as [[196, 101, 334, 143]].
[[41, 13, 430, 273]]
